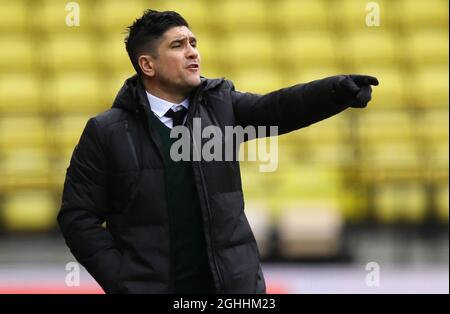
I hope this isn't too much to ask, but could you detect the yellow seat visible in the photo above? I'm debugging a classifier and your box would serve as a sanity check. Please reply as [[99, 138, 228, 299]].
[[339, 31, 397, 67], [49, 115, 90, 149], [405, 30, 449, 66], [260, 163, 342, 219], [104, 71, 134, 106], [284, 65, 342, 87], [375, 182, 427, 224], [2, 190, 56, 231], [41, 34, 98, 71], [0, 0, 28, 32], [309, 141, 353, 167], [395, 0, 448, 31], [0, 73, 42, 114], [276, 165, 342, 203], [194, 32, 223, 75], [358, 109, 415, 142], [0, 147, 51, 190], [230, 68, 283, 94], [100, 35, 136, 72], [300, 113, 349, 143], [411, 66, 449, 108], [212, 0, 268, 33], [418, 109, 449, 141], [32, 0, 97, 34], [0, 116, 47, 150], [278, 32, 337, 70], [269, 0, 329, 31], [97, 0, 149, 34], [152, 0, 209, 32], [362, 140, 421, 177], [427, 139, 449, 173], [44, 72, 103, 114], [221, 32, 275, 70], [0, 36, 35, 72]]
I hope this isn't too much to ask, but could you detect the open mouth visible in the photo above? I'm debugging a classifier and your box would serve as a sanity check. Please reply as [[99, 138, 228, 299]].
[[187, 64, 199, 70]]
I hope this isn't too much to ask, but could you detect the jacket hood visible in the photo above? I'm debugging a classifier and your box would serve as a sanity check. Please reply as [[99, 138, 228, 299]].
[[111, 74, 224, 112]]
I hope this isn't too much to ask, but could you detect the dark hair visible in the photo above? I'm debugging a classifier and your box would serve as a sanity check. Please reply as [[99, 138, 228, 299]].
[[125, 9, 189, 74]]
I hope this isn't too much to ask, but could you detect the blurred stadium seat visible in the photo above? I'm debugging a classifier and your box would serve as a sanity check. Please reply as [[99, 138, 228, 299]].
[[152, 0, 209, 32], [278, 31, 337, 70], [42, 34, 98, 71], [100, 35, 136, 72], [0, 147, 51, 191], [419, 109, 449, 141], [0, 116, 47, 150], [1, 190, 56, 231], [212, 0, 268, 33], [49, 115, 90, 149], [270, 0, 330, 31], [410, 66, 449, 108], [0, 73, 42, 114], [0, 36, 36, 72], [221, 32, 275, 70], [405, 30, 449, 67], [0, 0, 28, 33], [44, 72, 103, 114], [339, 30, 397, 67], [230, 68, 284, 94], [358, 109, 415, 142], [374, 182, 427, 224], [395, 0, 449, 31], [284, 66, 342, 87], [362, 141, 422, 174], [96, 0, 150, 34]]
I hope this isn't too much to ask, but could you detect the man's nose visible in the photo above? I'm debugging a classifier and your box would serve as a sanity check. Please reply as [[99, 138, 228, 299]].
[[186, 44, 199, 59]]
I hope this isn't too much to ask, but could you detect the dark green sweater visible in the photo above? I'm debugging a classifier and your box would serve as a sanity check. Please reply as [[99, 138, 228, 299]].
[[149, 112, 215, 294]]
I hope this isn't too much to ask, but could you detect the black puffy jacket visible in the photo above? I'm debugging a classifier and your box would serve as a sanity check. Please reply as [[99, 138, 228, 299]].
[[57, 74, 350, 293]]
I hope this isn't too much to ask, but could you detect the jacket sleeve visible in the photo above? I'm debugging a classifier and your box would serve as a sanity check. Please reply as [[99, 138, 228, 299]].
[[57, 117, 122, 294], [230, 75, 350, 136]]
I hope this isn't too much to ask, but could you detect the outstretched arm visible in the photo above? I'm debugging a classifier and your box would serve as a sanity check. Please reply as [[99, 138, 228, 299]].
[[231, 74, 379, 136]]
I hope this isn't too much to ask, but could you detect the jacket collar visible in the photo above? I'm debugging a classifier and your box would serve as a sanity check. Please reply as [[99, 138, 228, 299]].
[[111, 74, 224, 113]]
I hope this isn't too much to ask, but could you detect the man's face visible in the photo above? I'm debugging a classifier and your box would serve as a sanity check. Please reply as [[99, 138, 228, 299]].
[[151, 26, 201, 93]]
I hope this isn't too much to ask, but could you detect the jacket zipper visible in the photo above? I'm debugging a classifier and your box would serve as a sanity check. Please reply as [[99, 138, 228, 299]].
[[187, 96, 225, 293], [139, 105, 176, 293], [124, 120, 139, 170]]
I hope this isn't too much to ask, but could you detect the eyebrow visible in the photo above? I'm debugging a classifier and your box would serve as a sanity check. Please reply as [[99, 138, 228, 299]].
[[169, 36, 197, 45]]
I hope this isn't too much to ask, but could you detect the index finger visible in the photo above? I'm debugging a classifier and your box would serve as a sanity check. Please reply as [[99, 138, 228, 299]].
[[350, 74, 379, 86]]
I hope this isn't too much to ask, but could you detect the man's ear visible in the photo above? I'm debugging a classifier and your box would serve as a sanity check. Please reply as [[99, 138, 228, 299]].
[[138, 55, 155, 77]]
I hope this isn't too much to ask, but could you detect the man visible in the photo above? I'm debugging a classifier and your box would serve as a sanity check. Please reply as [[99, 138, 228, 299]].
[[57, 10, 378, 294]]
